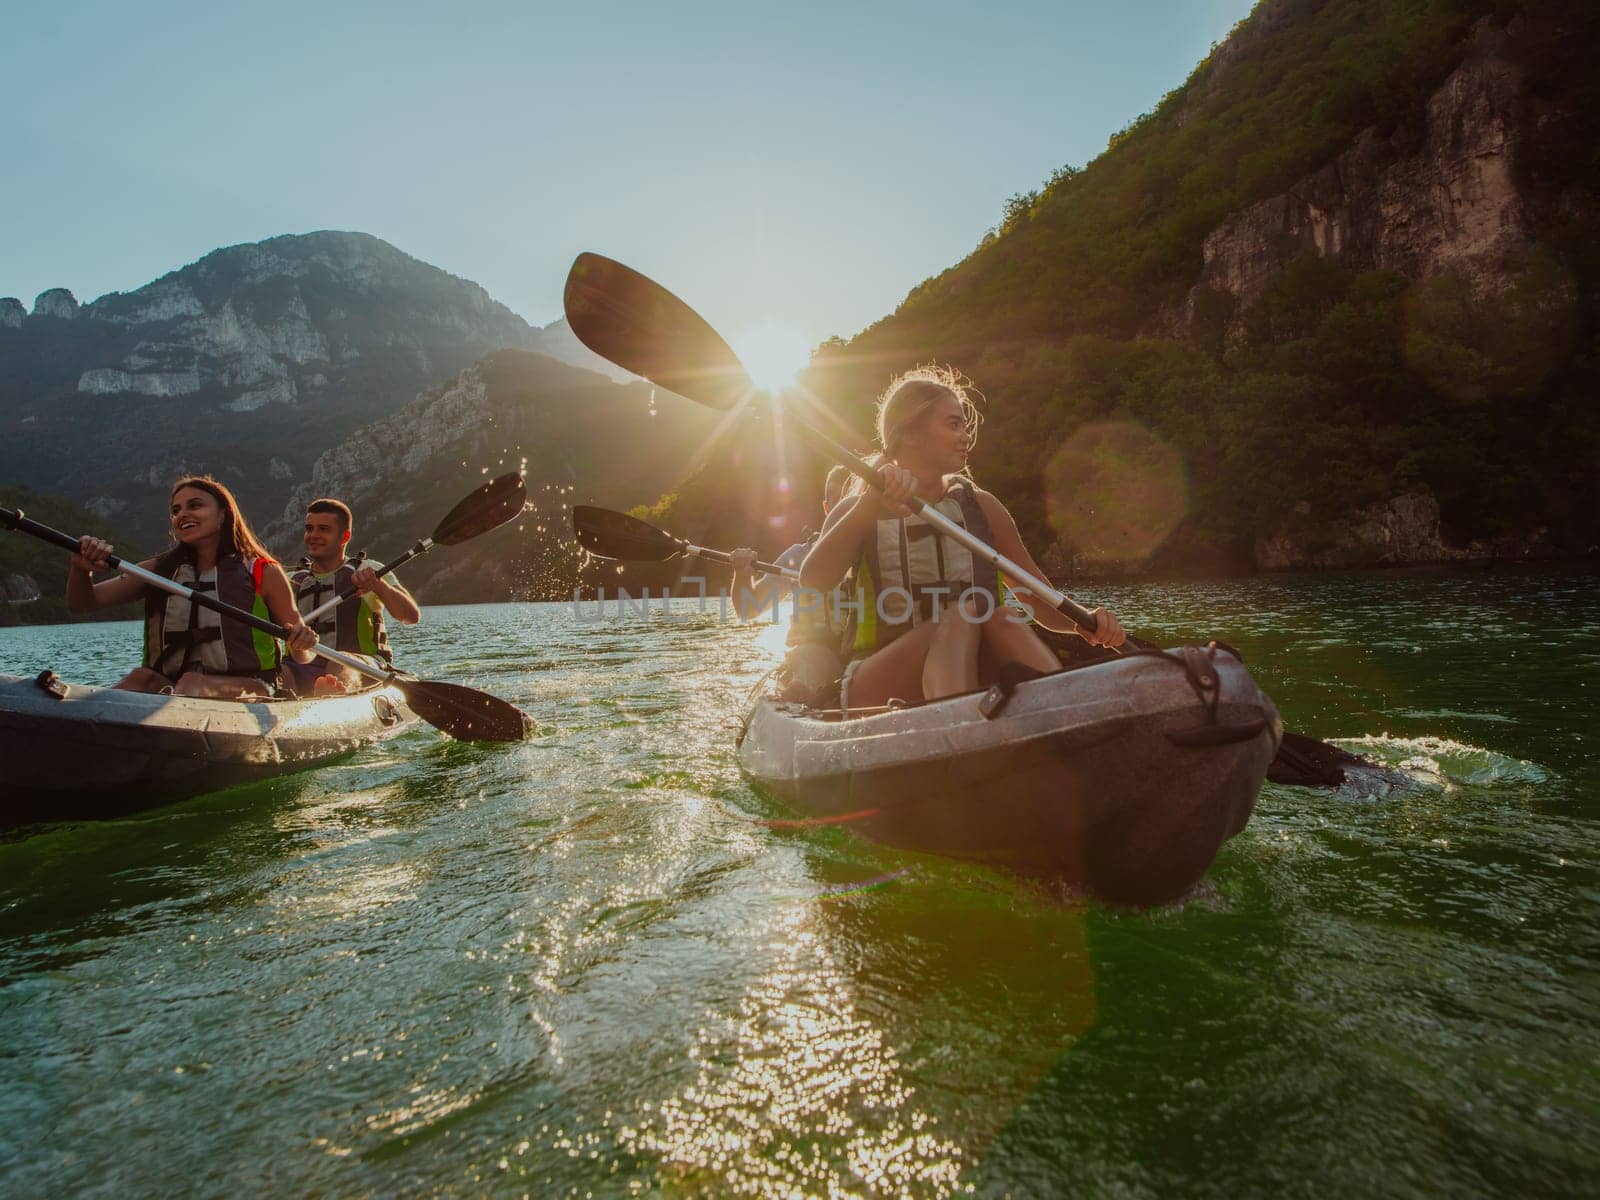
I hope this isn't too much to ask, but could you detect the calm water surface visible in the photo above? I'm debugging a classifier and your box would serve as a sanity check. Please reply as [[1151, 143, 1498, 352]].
[[1, 565, 1595, 1197]]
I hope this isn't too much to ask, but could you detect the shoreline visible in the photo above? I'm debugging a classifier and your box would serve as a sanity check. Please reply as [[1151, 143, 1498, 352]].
[[4, 555, 1595, 630]]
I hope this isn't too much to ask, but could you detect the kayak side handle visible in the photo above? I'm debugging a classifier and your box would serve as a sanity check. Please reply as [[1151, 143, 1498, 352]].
[[1165, 719, 1268, 748]]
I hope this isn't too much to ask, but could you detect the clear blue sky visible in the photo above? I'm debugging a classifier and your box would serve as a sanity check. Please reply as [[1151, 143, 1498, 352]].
[[2, 0, 1255, 347]]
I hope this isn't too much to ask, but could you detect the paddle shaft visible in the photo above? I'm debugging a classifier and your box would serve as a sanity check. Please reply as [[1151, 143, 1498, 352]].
[[786, 421, 1099, 633], [681, 543, 797, 581], [298, 538, 428, 626], [298, 470, 525, 625], [1, 506, 398, 686]]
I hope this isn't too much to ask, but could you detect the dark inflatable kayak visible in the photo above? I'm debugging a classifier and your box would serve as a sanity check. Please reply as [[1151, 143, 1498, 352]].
[[737, 644, 1281, 906], [0, 671, 417, 823]]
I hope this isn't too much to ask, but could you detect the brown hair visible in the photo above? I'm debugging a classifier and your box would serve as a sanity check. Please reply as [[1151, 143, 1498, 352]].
[[306, 497, 353, 534], [842, 365, 984, 498], [875, 364, 983, 459], [166, 475, 272, 563]]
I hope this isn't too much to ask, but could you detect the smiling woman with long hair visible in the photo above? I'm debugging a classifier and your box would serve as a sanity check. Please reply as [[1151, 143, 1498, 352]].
[[800, 366, 1125, 714], [66, 475, 317, 699]]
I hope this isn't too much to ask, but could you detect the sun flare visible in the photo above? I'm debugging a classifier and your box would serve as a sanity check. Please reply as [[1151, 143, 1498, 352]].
[[732, 323, 814, 393]]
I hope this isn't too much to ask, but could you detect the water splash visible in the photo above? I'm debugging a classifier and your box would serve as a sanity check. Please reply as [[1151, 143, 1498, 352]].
[[1334, 734, 1548, 792]]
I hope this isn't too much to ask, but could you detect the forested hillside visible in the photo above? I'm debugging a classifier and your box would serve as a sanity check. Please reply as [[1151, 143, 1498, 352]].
[[660, 0, 1599, 575], [0, 489, 137, 626]]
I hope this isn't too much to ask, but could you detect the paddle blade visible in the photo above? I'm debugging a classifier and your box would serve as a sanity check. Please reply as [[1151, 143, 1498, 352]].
[[1266, 730, 1399, 787], [433, 470, 528, 545], [394, 678, 533, 742], [563, 252, 755, 411], [571, 505, 685, 563]]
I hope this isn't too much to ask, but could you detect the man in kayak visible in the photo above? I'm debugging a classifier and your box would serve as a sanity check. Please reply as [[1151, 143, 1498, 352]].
[[727, 465, 851, 617], [800, 366, 1125, 713], [728, 465, 851, 697], [286, 498, 420, 694], [67, 475, 317, 698]]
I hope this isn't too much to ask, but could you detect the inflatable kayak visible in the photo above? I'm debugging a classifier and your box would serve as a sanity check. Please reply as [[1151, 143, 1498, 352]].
[[0, 671, 417, 823], [737, 644, 1281, 905]]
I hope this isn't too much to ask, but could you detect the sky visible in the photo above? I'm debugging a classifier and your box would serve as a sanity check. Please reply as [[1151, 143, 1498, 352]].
[[1, 0, 1256, 349]]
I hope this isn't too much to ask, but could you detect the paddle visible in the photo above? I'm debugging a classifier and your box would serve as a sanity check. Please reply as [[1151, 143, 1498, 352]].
[[0, 506, 532, 743], [572, 505, 797, 580], [562, 251, 1372, 786], [300, 471, 527, 626]]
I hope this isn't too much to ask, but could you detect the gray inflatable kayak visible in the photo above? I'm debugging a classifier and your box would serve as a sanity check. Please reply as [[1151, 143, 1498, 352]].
[[736, 644, 1282, 905], [0, 671, 417, 823]]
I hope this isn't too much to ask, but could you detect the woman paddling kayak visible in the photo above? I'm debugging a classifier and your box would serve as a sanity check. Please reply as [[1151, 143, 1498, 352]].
[[66, 475, 316, 700], [800, 366, 1125, 713]]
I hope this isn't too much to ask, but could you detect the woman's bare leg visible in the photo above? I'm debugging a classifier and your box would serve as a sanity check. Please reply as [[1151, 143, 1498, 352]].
[[980, 614, 1061, 677], [844, 621, 943, 712], [113, 667, 172, 693], [921, 598, 983, 700], [173, 673, 273, 700]]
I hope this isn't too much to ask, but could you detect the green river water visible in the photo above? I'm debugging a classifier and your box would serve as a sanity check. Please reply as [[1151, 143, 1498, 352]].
[[1, 564, 1595, 1197]]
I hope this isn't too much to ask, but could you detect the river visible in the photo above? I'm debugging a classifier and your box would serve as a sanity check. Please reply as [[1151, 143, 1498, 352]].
[[1, 564, 1595, 1197]]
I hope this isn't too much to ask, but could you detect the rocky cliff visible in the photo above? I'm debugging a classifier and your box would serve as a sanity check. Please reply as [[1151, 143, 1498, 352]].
[[0, 232, 614, 550], [1189, 19, 1539, 319], [1254, 488, 1559, 570]]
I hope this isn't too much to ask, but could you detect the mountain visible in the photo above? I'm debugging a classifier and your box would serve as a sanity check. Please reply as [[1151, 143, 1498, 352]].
[[258, 349, 720, 602], [0, 232, 617, 553], [534, 316, 638, 384], [0, 345, 719, 621], [672, 0, 1599, 574]]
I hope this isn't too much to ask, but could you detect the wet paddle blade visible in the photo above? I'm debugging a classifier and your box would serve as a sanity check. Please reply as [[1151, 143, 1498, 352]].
[[1122, 634, 1388, 789], [563, 252, 754, 411], [394, 678, 533, 742], [571, 505, 685, 562], [432, 471, 528, 546], [1267, 730, 1393, 787]]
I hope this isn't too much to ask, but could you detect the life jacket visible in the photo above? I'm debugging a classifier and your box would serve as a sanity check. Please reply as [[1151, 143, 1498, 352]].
[[845, 478, 1002, 658], [143, 552, 281, 681], [290, 557, 393, 666]]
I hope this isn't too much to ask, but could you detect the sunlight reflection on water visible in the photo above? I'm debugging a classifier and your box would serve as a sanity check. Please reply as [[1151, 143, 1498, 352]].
[[0, 566, 1595, 1197], [617, 914, 965, 1197]]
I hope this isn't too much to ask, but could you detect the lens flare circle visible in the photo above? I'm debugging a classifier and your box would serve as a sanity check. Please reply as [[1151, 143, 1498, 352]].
[[1043, 420, 1188, 563]]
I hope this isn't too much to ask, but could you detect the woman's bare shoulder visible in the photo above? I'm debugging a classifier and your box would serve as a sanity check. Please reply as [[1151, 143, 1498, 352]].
[[969, 485, 1009, 514]]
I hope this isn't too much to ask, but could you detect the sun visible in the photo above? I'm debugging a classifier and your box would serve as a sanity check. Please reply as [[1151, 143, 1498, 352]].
[[731, 323, 814, 393]]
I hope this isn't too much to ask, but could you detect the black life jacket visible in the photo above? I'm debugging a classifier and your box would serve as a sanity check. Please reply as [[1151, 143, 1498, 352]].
[[290, 556, 393, 666], [143, 552, 280, 681]]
